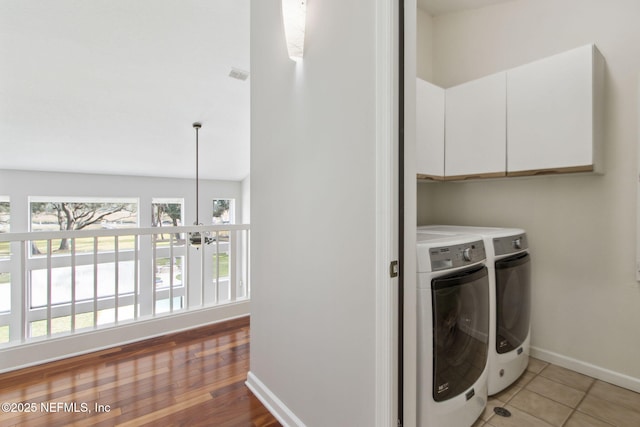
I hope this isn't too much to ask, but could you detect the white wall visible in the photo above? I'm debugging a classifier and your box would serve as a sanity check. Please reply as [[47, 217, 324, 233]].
[[0, 169, 244, 230], [241, 175, 250, 223], [248, 0, 380, 425], [416, 7, 434, 82], [417, 0, 640, 387]]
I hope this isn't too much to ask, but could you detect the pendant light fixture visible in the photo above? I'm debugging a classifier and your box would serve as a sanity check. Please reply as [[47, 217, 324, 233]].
[[189, 122, 213, 248]]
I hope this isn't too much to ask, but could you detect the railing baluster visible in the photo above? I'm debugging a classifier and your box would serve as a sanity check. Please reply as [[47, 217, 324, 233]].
[[46, 240, 52, 337], [114, 235, 119, 323], [93, 237, 98, 329], [169, 235, 174, 313], [71, 238, 76, 332], [183, 234, 189, 309], [230, 230, 237, 302], [134, 236, 139, 319], [215, 232, 220, 305], [246, 229, 250, 299], [185, 236, 191, 309], [152, 233, 157, 315], [20, 240, 27, 342], [0, 224, 250, 346], [200, 239, 205, 308]]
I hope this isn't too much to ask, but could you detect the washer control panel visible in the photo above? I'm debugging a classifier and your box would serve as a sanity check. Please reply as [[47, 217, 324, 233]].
[[429, 240, 485, 271], [493, 233, 528, 255]]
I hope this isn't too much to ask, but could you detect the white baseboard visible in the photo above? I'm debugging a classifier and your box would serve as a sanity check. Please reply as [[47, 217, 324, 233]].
[[0, 301, 250, 374], [245, 371, 306, 427], [531, 346, 640, 393]]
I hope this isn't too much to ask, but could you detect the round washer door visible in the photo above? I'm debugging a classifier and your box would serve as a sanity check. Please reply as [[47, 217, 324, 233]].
[[495, 252, 531, 354], [431, 266, 490, 402]]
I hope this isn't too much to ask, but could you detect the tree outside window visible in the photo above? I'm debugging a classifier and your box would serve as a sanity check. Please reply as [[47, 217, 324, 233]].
[[0, 199, 8, 234], [151, 200, 183, 228], [30, 198, 138, 253], [0, 198, 9, 258], [212, 199, 234, 225], [152, 199, 183, 243]]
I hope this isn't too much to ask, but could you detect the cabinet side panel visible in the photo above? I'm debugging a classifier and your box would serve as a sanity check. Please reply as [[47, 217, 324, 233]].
[[592, 45, 606, 174], [416, 79, 445, 178]]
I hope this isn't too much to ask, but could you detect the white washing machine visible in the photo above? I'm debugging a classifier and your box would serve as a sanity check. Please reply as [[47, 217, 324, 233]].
[[416, 233, 490, 427], [418, 226, 531, 396]]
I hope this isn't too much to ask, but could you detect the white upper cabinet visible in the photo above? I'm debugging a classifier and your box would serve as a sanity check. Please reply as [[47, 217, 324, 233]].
[[416, 78, 445, 180], [445, 72, 507, 179], [506, 44, 605, 175], [415, 44, 604, 181]]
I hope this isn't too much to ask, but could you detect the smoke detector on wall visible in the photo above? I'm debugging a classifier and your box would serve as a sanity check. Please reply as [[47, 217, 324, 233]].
[[229, 68, 250, 81]]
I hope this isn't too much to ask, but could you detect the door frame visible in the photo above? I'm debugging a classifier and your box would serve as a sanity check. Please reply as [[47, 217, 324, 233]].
[[374, 0, 401, 425]]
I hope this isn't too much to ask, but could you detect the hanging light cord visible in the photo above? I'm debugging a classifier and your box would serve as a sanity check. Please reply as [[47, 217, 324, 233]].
[[193, 122, 202, 225]]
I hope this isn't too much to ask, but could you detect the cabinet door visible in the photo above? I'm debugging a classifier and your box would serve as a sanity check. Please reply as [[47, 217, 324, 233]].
[[507, 45, 600, 175], [416, 78, 445, 179], [445, 72, 506, 179]]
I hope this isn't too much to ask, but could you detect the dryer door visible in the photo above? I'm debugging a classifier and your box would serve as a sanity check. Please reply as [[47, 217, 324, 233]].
[[431, 266, 489, 402], [495, 252, 531, 354]]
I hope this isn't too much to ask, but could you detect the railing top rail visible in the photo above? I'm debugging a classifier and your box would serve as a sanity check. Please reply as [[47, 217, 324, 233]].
[[0, 224, 250, 242]]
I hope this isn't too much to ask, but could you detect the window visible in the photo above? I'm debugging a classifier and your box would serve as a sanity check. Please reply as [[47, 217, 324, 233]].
[[0, 197, 9, 258], [151, 199, 183, 228], [152, 198, 184, 245], [0, 198, 8, 232], [26, 198, 139, 336], [30, 198, 138, 231], [212, 199, 234, 225], [30, 197, 138, 255]]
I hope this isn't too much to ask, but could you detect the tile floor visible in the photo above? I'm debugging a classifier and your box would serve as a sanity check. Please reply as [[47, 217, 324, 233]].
[[472, 358, 640, 427]]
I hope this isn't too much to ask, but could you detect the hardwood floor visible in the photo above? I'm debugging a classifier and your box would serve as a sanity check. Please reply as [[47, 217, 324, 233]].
[[0, 316, 281, 427]]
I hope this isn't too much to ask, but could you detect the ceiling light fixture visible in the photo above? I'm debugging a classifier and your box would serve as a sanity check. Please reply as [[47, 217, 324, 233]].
[[189, 122, 213, 248], [282, 0, 307, 60]]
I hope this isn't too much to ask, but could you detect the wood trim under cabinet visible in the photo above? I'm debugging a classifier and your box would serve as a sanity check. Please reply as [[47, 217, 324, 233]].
[[417, 173, 445, 182], [506, 165, 594, 177], [443, 171, 506, 181], [418, 165, 596, 182]]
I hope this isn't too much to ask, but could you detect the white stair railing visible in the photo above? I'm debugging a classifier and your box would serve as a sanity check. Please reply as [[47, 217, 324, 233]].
[[0, 224, 250, 346]]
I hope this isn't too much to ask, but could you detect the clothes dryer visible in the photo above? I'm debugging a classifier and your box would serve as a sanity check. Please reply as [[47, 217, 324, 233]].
[[418, 226, 531, 395], [416, 233, 490, 427]]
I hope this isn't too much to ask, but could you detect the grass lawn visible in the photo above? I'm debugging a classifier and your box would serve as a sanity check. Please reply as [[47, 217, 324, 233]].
[[32, 235, 138, 254], [0, 236, 140, 256], [0, 233, 230, 257], [0, 241, 8, 257], [29, 312, 96, 338], [213, 253, 229, 278]]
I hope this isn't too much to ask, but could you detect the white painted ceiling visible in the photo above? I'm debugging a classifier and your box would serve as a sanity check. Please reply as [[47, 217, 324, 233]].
[[0, 0, 250, 181], [418, 0, 514, 16]]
